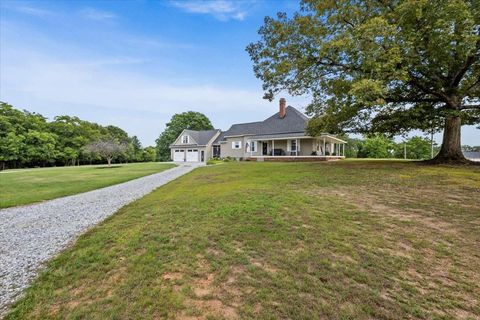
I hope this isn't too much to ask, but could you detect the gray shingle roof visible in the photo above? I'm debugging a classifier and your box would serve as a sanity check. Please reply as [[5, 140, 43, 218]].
[[250, 133, 310, 140], [222, 106, 309, 137], [212, 131, 225, 145], [182, 129, 220, 146]]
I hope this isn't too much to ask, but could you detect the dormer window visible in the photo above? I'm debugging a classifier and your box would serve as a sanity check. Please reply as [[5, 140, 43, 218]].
[[182, 135, 189, 144]]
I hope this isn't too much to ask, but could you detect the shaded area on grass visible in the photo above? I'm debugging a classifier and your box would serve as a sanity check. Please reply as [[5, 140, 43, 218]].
[[5, 161, 480, 319], [94, 166, 123, 169]]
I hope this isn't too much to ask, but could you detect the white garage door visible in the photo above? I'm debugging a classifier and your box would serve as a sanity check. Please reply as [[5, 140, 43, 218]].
[[173, 149, 185, 162], [186, 149, 199, 162]]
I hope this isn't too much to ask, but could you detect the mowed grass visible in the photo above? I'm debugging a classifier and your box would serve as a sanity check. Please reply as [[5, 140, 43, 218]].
[[0, 162, 176, 208], [6, 161, 480, 319]]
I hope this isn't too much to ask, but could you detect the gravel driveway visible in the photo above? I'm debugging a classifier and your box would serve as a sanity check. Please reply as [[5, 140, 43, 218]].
[[0, 163, 201, 316]]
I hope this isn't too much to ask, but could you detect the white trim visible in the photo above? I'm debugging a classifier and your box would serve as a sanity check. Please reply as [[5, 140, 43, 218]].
[[249, 140, 257, 152], [232, 141, 242, 149], [248, 134, 347, 143]]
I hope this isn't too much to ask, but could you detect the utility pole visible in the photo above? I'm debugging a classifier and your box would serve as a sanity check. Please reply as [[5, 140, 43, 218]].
[[404, 141, 407, 160], [430, 130, 434, 159]]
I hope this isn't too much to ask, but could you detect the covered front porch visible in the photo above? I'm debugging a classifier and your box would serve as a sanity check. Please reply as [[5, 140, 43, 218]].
[[245, 134, 346, 161]]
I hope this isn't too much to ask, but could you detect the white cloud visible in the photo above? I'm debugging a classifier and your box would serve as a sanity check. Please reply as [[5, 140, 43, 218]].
[[169, 0, 253, 21], [9, 5, 54, 18], [0, 39, 280, 145], [80, 8, 117, 21]]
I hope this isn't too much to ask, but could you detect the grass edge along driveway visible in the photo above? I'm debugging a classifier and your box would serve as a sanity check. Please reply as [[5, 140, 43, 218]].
[[5, 161, 480, 319], [0, 162, 176, 208]]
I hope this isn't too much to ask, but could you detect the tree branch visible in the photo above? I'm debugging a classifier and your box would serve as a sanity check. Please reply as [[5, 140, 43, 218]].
[[384, 97, 440, 103], [451, 38, 480, 87], [408, 74, 450, 103]]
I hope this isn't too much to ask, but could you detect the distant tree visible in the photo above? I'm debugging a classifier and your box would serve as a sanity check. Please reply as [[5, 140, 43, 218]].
[[84, 140, 127, 166], [358, 135, 395, 158], [104, 125, 131, 143], [131, 136, 143, 161], [49, 116, 90, 165], [142, 146, 157, 162], [0, 102, 153, 168], [24, 130, 58, 166], [131, 136, 142, 151], [394, 136, 434, 160], [247, 0, 480, 163], [0, 132, 24, 170], [337, 135, 363, 158], [156, 112, 213, 161], [462, 145, 480, 152]]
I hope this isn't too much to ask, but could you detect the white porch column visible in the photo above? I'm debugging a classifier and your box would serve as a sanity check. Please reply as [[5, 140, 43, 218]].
[[330, 142, 334, 156], [272, 139, 275, 157], [323, 138, 326, 156], [296, 138, 298, 156]]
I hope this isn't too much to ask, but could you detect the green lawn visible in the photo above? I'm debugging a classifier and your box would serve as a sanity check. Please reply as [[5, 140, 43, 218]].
[[5, 161, 480, 319], [0, 162, 176, 208]]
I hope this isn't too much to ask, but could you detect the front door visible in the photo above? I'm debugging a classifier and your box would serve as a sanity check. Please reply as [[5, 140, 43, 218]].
[[262, 142, 268, 155], [201, 150, 204, 162]]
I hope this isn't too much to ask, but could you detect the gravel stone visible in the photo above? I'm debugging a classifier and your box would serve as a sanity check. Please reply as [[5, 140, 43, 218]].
[[0, 163, 200, 316]]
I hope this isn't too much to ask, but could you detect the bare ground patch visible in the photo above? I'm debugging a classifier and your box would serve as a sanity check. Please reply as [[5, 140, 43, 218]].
[[306, 183, 480, 319]]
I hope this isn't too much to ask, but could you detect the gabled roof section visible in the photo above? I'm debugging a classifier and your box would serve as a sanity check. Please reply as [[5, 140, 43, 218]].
[[172, 129, 220, 146], [185, 129, 221, 145], [223, 106, 309, 137]]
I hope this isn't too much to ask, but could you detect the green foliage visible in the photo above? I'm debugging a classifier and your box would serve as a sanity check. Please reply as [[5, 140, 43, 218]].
[[462, 145, 480, 152], [155, 111, 213, 161], [0, 102, 157, 169], [394, 136, 435, 160], [141, 146, 157, 162], [337, 135, 363, 158], [247, 0, 480, 160], [206, 159, 223, 165], [358, 135, 395, 158]]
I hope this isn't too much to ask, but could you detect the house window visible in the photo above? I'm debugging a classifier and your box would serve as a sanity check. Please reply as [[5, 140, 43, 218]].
[[232, 141, 242, 149], [291, 140, 297, 151], [182, 135, 189, 144], [213, 145, 220, 157], [249, 141, 257, 152]]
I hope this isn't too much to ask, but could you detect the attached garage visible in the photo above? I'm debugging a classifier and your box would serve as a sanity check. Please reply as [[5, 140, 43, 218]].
[[170, 129, 221, 163], [186, 149, 199, 162], [173, 149, 185, 162]]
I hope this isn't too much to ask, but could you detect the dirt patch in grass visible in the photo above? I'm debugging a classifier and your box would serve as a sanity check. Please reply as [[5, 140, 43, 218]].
[[306, 177, 479, 319]]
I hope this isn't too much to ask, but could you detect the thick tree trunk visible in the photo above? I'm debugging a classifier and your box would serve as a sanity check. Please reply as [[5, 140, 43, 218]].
[[107, 158, 112, 166], [429, 116, 470, 164]]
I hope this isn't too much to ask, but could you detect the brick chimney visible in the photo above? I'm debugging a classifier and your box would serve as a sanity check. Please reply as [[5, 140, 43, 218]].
[[279, 98, 286, 118]]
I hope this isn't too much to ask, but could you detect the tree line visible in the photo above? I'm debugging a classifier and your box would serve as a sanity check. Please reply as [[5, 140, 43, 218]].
[[0, 102, 156, 170], [342, 135, 435, 159]]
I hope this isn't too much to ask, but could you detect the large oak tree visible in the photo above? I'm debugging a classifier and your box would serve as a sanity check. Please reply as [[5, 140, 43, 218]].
[[247, 0, 480, 163]]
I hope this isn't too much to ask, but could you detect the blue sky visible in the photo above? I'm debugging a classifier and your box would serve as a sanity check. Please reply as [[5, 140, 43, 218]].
[[1, 0, 478, 146]]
